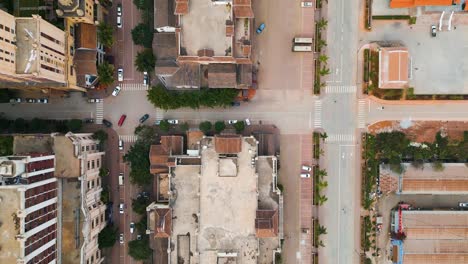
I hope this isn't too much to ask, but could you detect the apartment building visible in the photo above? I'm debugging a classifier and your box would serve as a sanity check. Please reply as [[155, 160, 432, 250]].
[[0, 153, 58, 264], [56, 0, 96, 25], [53, 132, 106, 264], [0, 9, 76, 90]]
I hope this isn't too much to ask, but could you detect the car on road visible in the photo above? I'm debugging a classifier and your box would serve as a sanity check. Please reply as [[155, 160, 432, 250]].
[[119, 203, 124, 214], [302, 165, 312, 172], [119, 173, 124, 186], [256, 23, 265, 34], [118, 139, 124, 150], [143, 71, 149, 85], [136, 234, 142, 240], [168, 119, 178, 125], [431, 25, 436, 37], [117, 3, 122, 16], [26, 98, 36, 103], [155, 119, 162, 125], [117, 68, 123, 82], [84, 118, 95, 123], [228, 120, 238, 124], [301, 1, 313, 7], [117, 15, 122, 28], [300, 173, 311, 178], [118, 114, 127, 126], [231, 101, 240, 107], [245, 118, 251, 126], [10, 98, 22, 103], [460, 202, 468, 208], [37, 98, 48, 104], [130, 222, 135, 233], [88, 98, 103, 103], [103, 119, 113, 128], [112, 85, 121, 96], [139, 114, 149, 123], [119, 233, 124, 244]]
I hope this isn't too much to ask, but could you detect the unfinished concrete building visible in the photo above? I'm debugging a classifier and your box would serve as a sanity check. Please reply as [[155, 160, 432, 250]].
[[147, 135, 283, 264]]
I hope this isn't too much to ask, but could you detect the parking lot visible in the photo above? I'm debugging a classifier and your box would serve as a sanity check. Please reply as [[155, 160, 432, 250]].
[[363, 15, 468, 94]]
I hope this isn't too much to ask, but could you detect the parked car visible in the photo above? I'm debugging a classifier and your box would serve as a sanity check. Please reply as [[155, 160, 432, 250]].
[[130, 222, 135, 233], [117, 15, 122, 28], [112, 86, 121, 96], [139, 114, 149, 123], [143, 71, 149, 85], [84, 118, 95, 123], [119, 203, 124, 214], [300, 173, 311, 178], [118, 139, 124, 150], [228, 120, 238, 124], [231, 101, 241, 107], [26, 98, 36, 103], [88, 98, 103, 103], [245, 118, 251, 126], [302, 165, 312, 172], [301, 1, 313, 7], [117, 68, 123, 82], [431, 25, 436, 37], [136, 234, 142, 240], [256, 23, 265, 34], [118, 114, 127, 127], [168, 119, 178, 125], [155, 119, 162, 125], [117, 3, 122, 16], [10, 98, 22, 103], [459, 202, 468, 208], [119, 233, 124, 244], [103, 119, 113, 128]]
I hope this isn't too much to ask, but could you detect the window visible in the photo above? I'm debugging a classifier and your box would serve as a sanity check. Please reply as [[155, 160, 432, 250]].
[[96, 159, 100, 168], [87, 161, 90, 170], [70, 65, 73, 76], [86, 146, 89, 151], [91, 160, 95, 169]]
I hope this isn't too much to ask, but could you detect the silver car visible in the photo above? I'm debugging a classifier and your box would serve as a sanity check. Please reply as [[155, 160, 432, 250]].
[[112, 86, 121, 96], [117, 68, 123, 82]]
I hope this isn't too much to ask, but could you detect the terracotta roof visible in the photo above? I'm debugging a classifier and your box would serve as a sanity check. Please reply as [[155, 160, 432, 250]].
[[255, 210, 279, 238], [208, 64, 237, 88], [233, 6, 254, 18], [390, 0, 454, 8], [155, 0, 176, 28], [154, 208, 172, 238], [73, 50, 97, 87], [174, 0, 188, 14], [214, 135, 242, 154], [378, 47, 409, 89], [402, 179, 468, 193], [187, 130, 204, 149], [163, 62, 201, 88], [149, 136, 183, 174], [403, 254, 468, 264], [236, 63, 252, 88], [160, 135, 184, 155], [197, 48, 214, 57], [75, 23, 96, 49], [155, 60, 180, 76]]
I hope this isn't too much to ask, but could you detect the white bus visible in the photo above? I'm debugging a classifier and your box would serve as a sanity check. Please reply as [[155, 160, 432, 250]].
[[293, 45, 312, 52], [294, 37, 313, 44]]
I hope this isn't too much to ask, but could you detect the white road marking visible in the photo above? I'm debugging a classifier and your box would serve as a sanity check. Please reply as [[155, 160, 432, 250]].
[[95, 101, 104, 124], [121, 83, 149, 91], [324, 85, 357, 94], [325, 134, 355, 143], [358, 99, 368, 128], [314, 100, 322, 128], [119, 135, 138, 142]]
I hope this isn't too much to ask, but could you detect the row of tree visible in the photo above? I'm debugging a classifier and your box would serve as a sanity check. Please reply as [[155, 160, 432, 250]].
[[0, 117, 82, 133]]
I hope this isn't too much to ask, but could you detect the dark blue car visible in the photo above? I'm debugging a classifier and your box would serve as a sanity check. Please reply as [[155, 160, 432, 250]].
[[256, 23, 265, 34]]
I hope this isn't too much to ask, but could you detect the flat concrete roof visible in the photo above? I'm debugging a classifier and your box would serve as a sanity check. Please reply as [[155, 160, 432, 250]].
[[53, 136, 80, 178], [180, 0, 231, 56], [0, 188, 21, 264]]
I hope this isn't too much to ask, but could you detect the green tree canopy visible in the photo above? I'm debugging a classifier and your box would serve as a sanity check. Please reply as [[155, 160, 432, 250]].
[[135, 49, 156, 73], [97, 22, 114, 48], [0, 136, 13, 156], [124, 141, 152, 186], [136, 216, 147, 234], [97, 61, 115, 86], [132, 196, 150, 215], [159, 120, 170, 132], [100, 186, 110, 203], [128, 238, 152, 260], [233, 121, 245, 134], [67, 119, 82, 132], [180, 122, 189, 132], [199, 121, 212, 134], [214, 121, 226, 133], [131, 23, 153, 48], [98, 225, 117, 249], [93, 130, 108, 144]]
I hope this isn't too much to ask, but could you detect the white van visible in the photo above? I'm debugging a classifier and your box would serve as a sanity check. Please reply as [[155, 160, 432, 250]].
[[118, 173, 124, 186]]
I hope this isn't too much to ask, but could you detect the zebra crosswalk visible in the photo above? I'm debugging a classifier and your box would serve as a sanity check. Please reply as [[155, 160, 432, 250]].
[[119, 135, 139, 142], [358, 99, 367, 128], [314, 100, 322, 128], [95, 101, 103, 124], [325, 134, 356, 143], [324, 85, 357, 94], [121, 83, 149, 91]]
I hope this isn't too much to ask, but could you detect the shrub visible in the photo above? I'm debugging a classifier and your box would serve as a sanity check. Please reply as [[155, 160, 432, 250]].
[[199, 121, 212, 134], [159, 120, 170, 132], [233, 121, 245, 133], [214, 121, 226, 133]]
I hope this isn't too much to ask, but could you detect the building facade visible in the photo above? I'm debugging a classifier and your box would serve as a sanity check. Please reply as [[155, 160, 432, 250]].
[[0, 153, 58, 264]]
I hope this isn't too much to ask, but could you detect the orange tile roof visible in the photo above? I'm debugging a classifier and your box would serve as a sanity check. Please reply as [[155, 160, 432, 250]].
[[390, 0, 454, 8], [175, 0, 188, 14], [233, 6, 254, 18], [214, 135, 242, 154], [154, 208, 172, 238], [403, 254, 468, 264], [255, 210, 279, 238], [378, 47, 409, 89]]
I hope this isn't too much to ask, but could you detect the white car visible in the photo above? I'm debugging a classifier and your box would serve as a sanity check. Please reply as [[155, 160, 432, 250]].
[[119, 203, 124, 214], [118, 139, 123, 150], [301, 1, 313, 7], [143, 71, 149, 85], [112, 86, 121, 96], [168, 119, 179, 125], [245, 118, 251, 126], [155, 119, 162, 125], [300, 173, 311, 178], [130, 222, 135, 233], [117, 3, 122, 16], [37, 98, 48, 104], [119, 233, 124, 244], [302, 165, 312, 172], [117, 68, 123, 82], [460, 202, 468, 208], [88, 98, 102, 103], [117, 16, 122, 28], [228, 120, 238, 124]]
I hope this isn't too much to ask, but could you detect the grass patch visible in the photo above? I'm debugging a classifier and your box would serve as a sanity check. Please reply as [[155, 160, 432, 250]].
[[364, 0, 371, 30], [361, 216, 373, 253], [372, 15, 411, 20], [363, 49, 370, 83], [313, 132, 320, 159], [362, 134, 378, 209]]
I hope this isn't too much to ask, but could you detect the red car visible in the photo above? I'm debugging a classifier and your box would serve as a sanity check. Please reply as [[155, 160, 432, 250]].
[[118, 115, 127, 127]]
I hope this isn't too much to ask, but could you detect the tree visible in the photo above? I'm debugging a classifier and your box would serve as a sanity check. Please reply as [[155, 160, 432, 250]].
[[318, 194, 328, 205], [128, 239, 152, 260], [124, 141, 152, 186], [131, 23, 153, 48], [99, 167, 109, 177], [214, 121, 226, 133], [317, 18, 328, 30], [134, 125, 158, 144], [132, 196, 150, 215], [14, 118, 26, 132], [199, 121, 212, 134], [100, 186, 110, 203], [318, 54, 329, 64], [316, 169, 327, 178], [67, 119, 82, 132], [320, 132, 328, 140], [233, 121, 245, 134], [159, 120, 170, 132], [93, 130, 108, 145], [98, 225, 117, 249], [180, 122, 189, 132], [317, 39, 327, 50], [97, 61, 115, 86], [97, 22, 114, 48], [0, 136, 13, 156], [317, 224, 327, 235], [135, 49, 156, 73], [136, 216, 147, 234], [319, 66, 331, 76], [318, 240, 326, 247], [432, 161, 445, 172]]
